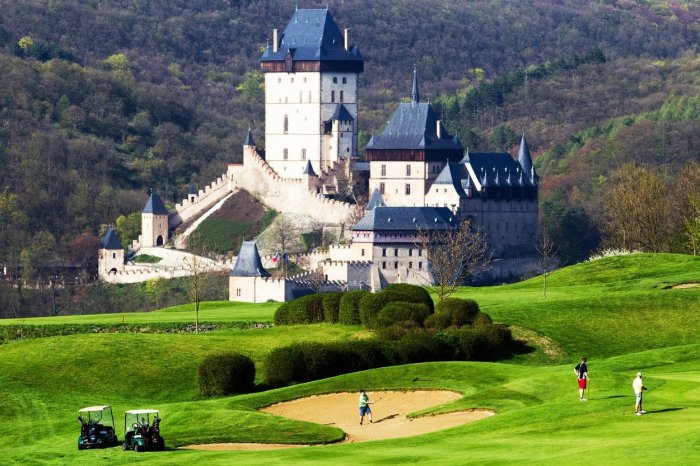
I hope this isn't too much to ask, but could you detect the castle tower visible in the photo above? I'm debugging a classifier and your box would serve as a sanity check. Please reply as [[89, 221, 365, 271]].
[[98, 227, 124, 279], [260, 9, 364, 178], [229, 241, 273, 303], [141, 191, 169, 247]]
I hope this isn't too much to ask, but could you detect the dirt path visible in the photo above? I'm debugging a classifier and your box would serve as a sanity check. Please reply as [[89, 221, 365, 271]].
[[181, 390, 494, 451]]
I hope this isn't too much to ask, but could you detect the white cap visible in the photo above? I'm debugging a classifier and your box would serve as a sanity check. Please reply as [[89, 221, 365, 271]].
[[637, 372, 642, 377]]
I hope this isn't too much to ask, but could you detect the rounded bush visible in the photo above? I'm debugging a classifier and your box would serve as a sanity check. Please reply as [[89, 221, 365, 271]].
[[197, 352, 255, 396], [426, 298, 481, 331], [273, 303, 290, 325], [393, 332, 452, 364], [384, 284, 434, 312], [472, 312, 493, 327], [322, 292, 344, 323], [338, 290, 368, 325], [377, 320, 421, 341], [286, 294, 325, 324], [376, 302, 431, 329], [358, 291, 405, 328]]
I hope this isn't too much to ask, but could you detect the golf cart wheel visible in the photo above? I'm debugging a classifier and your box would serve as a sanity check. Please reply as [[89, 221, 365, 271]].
[[155, 437, 165, 451], [122, 442, 129, 451], [135, 444, 144, 453]]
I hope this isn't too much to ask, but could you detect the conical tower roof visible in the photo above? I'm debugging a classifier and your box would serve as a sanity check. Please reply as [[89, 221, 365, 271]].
[[411, 65, 419, 104], [101, 228, 122, 250], [143, 192, 168, 215], [517, 134, 534, 179], [302, 160, 317, 176], [231, 241, 271, 277], [244, 126, 255, 146], [366, 188, 386, 210]]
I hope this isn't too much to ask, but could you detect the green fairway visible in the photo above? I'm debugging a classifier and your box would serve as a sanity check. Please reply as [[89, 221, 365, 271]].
[[1, 253, 699, 464]]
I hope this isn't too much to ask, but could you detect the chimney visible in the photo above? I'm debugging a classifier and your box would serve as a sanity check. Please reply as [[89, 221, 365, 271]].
[[436, 120, 442, 139], [344, 28, 349, 51], [273, 29, 278, 53]]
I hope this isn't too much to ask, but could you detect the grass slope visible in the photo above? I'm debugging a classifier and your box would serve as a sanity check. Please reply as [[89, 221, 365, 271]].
[[1, 253, 699, 464]]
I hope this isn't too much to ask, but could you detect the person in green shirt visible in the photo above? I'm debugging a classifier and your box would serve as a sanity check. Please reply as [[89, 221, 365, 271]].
[[359, 389, 373, 425]]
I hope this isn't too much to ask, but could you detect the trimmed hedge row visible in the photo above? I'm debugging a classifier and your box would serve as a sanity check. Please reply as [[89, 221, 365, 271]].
[[425, 298, 480, 331], [197, 352, 255, 396], [338, 290, 367, 324], [274, 294, 325, 325], [263, 325, 514, 386]]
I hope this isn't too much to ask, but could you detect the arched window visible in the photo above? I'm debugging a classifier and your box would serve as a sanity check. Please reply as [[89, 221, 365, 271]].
[[283, 114, 288, 134]]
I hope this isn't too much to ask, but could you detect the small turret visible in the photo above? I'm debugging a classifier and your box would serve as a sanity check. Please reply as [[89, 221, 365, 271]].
[[98, 227, 124, 279], [141, 191, 169, 247], [517, 134, 536, 184], [411, 65, 419, 104]]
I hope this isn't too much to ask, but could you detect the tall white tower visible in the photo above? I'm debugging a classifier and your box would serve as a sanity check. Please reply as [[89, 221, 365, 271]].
[[260, 9, 364, 178]]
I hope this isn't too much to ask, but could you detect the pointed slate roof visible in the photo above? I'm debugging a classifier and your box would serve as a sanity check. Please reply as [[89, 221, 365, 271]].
[[142, 192, 168, 215], [302, 160, 317, 176], [352, 206, 457, 232], [366, 188, 386, 210], [466, 152, 536, 189], [188, 185, 197, 195], [365, 70, 462, 152], [101, 228, 122, 250], [411, 65, 419, 104], [517, 134, 535, 182], [260, 9, 364, 65], [230, 241, 271, 277], [328, 103, 355, 122], [433, 162, 471, 197], [244, 127, 255, 146]]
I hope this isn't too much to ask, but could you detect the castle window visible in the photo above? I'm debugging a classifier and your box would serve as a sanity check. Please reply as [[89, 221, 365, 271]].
[[394, 248, 399, 256], [303, 77, 307, 83], [382, 261, 386, 269], [331, 90, 335, 102], [381, 164, 386, 176], [299, 91, 302, 102], [308, 90, 312, 102], [382, 248, 387, 257], [379, 182, 385, 195], [278, 77, 281, 83], [340, 90, 344, 102], [333, 77, 338, 84], [283, 114, 288, 134], [405, 184, 411, 195], [342, 77, 347, 84], [406, 165, 411, 176], [394, 262, 398, 269], [361, 249, 365, 256], [236, 288, 241, 297], [302, 148, 306, 160], [418, 262, 423, 269], [283, 148, 288, 160], [112, 253, 116, 259], [290, 77, 294, 83], [409, 262, 413, 269], [418, 249, 423, 256]]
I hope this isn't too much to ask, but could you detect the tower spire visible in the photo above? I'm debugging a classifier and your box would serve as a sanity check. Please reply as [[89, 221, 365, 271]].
[[411, 64, 419, 104]]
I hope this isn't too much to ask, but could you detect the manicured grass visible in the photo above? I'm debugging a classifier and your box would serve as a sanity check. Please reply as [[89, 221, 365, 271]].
[[1, 253, 699, 464], [132, 254, 162, 264], [0, 301, 278, 326]]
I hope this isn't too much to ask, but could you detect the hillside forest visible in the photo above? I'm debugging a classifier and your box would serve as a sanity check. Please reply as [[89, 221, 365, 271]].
[[0, 0, 699, 315]]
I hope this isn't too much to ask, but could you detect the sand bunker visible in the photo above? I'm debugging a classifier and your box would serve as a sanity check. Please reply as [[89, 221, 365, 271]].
[[182, 390, 493, 451], [672, 283, 699, 289]]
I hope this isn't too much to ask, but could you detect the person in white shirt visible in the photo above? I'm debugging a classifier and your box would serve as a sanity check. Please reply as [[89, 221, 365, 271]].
[[633, 372, 647, 415]]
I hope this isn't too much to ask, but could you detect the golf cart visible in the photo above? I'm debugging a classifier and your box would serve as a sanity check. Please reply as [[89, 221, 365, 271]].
[[122, 409, 165, 452], [77, 406, 119, 450]]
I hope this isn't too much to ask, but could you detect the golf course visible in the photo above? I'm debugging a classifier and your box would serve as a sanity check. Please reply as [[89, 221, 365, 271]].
[[1, 253, 699, 465]]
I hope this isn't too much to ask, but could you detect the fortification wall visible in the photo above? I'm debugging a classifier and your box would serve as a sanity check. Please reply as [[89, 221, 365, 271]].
[[102, 259, 233, 284], [228, 148, 354, 225], [170, 174, 234, 229]]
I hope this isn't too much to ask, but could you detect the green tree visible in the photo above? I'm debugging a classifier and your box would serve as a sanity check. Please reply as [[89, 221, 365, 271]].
[[115, 212, 141, 248], [105, 53, 130, 73], [18, 36, 34, 57], [236, 70, 264, 103]]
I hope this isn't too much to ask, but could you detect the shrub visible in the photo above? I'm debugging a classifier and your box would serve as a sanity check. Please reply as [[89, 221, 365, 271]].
[[384, 283, 434, 312], [393, 332, 452, 364], [376, 302, 432, 329], [472, 312, 493, 327], [358, 291, 405, 328], [264, 342, 351, 386], [426, 298, 480, 330], [338, 289, 368, 324], [376, 320, 422, 341], [264, 344, 305, 386], [440, 324, 513, 361], [285, 294, 325, 324], [439, 329, 484, 360], [336, 339, 396, 369], [197, 352, 255, 397], [322, 292, 344, 323], [273, 303, 290, 325]]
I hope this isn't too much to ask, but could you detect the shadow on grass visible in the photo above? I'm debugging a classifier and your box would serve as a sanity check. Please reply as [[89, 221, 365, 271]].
[[647, 407, 684, 414], [508, 339, 535, 357]]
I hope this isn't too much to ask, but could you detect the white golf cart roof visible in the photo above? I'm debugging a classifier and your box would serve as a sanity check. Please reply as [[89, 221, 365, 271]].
[[125, 409, 159, 415], [79, 406, 112, 412]]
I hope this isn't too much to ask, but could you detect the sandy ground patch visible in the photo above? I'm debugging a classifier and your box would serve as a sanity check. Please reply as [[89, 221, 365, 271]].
[[182, 390, 494, 451], [672, 283, 699, 289]]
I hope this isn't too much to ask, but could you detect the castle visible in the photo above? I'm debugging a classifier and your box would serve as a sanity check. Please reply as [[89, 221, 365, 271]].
[[99, 8, 539, 300]]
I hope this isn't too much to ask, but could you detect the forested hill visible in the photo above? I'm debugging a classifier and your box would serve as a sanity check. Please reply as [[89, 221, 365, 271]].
[[0, 0, 699, 271]]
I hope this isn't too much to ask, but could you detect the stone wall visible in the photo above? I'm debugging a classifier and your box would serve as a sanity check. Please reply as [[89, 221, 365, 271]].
[[170, 174, 234, 229]]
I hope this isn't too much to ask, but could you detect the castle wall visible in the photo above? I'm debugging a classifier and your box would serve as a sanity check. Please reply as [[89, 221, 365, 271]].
[[369, 161, 428, 207], [170, 174, 234, 229], [230, 147, 354, 225]]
